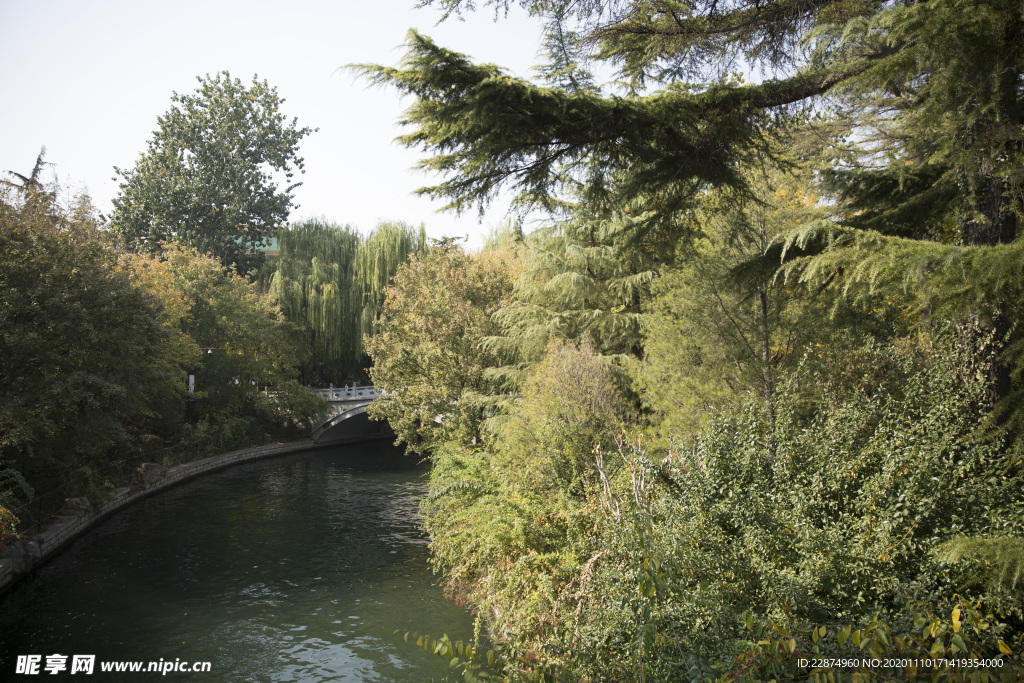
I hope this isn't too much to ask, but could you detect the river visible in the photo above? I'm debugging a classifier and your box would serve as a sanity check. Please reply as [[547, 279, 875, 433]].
[[0, 442, 478, 681]]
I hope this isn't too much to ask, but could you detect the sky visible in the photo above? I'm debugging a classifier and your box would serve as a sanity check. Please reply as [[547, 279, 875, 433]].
[[0, 0, 551, 249]]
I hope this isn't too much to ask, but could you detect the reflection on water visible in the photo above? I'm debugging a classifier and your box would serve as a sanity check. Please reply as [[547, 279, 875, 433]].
[[0, 442, 475, 681]]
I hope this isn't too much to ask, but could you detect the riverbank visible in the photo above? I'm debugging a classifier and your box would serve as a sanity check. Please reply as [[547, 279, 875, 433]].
[[0, 437, 383, 596], [0, 441, 475, 682]]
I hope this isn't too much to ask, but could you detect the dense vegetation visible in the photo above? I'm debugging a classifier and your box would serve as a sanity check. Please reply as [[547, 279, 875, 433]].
[[260, 218, 427, 384], [0, 182, 323, 530], [0, 76, 426, 549], [358, 0, 1024, 679], [5, 2, 1024, 679]]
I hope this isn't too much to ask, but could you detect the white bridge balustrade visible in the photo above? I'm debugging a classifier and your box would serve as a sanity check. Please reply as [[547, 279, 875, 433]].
[[311, 385, 384, 401], [307, 385, 388, 444]]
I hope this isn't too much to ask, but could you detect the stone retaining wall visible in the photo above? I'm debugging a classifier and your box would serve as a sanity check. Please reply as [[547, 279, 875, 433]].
[[0, 439, 338, 596]]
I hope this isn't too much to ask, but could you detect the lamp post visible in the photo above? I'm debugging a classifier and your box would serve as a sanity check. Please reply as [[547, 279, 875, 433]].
[[185, 347, 216, 423]]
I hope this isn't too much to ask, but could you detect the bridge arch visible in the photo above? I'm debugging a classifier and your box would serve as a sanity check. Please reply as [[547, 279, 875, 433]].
[[310, 387, 390, 444]]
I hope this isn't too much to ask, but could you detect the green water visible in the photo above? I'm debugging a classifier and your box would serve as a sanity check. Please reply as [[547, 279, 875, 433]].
[[0, 443, 478, 681]]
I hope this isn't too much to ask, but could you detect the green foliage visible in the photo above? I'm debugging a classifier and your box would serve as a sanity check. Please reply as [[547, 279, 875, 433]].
[[265, 218, 363, 383], [356, 220, 428, 338], [776, 222, 1024, 323], [776, 220, 1024, 458], [0, 186, 183, 475], [362, 3, 1024, 680], [639, 167, 839, 439], [111, 71, 314, 273], [353, 29, 785, 229], [420, 330, 1022, 681], [359, 0, 975, 240], [0, 176, 321, 550], [154, 245, 314, 424], [820, 0, 1024, 247], [424, 440, 595, 663], [559, 331, 1022, 678], [365, 243, 521, 452], [489, 210, 655, 371], [423, 343, 630, 674], [491, 341, 631, 497], [260, 218, 425, 384]]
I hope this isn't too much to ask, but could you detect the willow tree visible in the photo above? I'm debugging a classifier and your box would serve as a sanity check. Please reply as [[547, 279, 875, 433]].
[[355, 220, 426, 337], [268, 219, 363, 384], [265, 218, 425, 384]]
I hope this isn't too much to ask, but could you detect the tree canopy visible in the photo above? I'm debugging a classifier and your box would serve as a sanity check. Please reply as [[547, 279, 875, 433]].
[[261, 218, 426, 384], [365, 242, 522, 451], [357, 1, 1024, 678], [111, 72, 314, 273], [0, 187, 184, 474], [361, 1, 1024, 249]]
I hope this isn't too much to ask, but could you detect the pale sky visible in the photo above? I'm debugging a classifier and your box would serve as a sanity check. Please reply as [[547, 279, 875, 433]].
[[0, 0, 550, 249]]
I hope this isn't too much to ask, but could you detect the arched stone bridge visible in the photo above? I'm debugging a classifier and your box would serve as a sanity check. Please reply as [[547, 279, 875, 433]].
[[310, 386, 389, 444]]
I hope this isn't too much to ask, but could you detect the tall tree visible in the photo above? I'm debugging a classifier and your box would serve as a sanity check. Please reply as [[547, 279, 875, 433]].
[[261, 219, 425, 384], [365, 243, 521, 452], [493, 208, 655, 364], [265, 219, 363, 384], [0, 186, 184, 474], [111, 72, 314, 273], [2, 147, 52, 200], [355, 220, 427, 338], [358, 0, 1024, 245]]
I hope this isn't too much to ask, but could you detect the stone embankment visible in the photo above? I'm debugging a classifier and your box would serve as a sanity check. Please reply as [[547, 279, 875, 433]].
[[0, 439, 333, 595]]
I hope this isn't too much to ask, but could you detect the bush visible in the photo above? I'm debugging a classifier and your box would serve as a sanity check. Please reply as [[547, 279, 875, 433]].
[[572, 332, 1019, 679], [424, 342, 630, 660], [519, 331, 1024, 681]]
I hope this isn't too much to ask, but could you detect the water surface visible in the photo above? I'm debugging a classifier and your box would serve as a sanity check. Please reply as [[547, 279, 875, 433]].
[[0, 442, 476, 681]]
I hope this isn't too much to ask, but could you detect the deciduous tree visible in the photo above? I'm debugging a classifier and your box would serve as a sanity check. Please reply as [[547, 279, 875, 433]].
[[0, 186, 183, 474], [112, 72, 313, 273], [365, 243, 520, 452]]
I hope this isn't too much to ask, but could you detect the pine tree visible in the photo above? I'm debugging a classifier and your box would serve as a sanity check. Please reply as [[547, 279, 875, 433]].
[[484, 206, 656, 388]]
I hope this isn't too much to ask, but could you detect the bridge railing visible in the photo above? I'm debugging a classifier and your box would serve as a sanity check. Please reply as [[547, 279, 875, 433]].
[[311, 385, 382, 401]]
